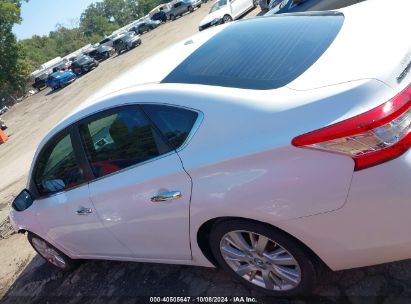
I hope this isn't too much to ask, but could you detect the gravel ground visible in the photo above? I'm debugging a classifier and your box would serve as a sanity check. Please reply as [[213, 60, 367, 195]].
[[2, 232, 411, 304], [2, 1, 410, 303]]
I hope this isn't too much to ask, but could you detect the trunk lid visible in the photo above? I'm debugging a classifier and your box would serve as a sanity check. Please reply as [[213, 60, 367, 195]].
[[288, 0, 411, 91]]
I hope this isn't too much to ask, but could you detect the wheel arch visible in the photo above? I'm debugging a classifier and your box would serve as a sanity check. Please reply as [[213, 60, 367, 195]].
[[17, 228, 27, 234], [196, 216, 325, 269]]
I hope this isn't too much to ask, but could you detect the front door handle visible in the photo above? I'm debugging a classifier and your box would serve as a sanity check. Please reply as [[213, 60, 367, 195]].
[[151, 191, 182, 202], [76, 207, 93, 215]]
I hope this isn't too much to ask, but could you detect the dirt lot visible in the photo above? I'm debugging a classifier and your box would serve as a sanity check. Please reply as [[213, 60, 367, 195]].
[[2, 1, 411, 303]]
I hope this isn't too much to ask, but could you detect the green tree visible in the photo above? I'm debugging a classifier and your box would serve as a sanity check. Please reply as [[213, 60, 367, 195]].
[[80, 0, 143, 38], [21, 25, 101, 71], [0, 0, 29, 94], [20, 0, 170, 85], [80, 2, 117, 37]]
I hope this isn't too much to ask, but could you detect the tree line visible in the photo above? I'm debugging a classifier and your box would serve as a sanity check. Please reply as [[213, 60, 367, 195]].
[[0, 0, 166, 98]]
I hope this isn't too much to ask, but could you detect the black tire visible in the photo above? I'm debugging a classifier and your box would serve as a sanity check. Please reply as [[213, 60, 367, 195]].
[[253, 0, 258, 8], [198, 3, 202, 8], [222, 14, 233, 23], [188, 5, 194, 12], [170, 14, 175, 21], [28, 232, 79, 271], [209, 219, 317, 297]]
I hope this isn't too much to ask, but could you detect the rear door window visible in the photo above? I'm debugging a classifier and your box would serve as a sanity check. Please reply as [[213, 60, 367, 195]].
[[141, 105, 199, 149], [79, 107, 172, 178]]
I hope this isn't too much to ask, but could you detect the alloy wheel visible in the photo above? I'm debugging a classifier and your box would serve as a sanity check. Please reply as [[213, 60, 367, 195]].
[[220, 230, 301, 291], [32, 237, 66, 269]]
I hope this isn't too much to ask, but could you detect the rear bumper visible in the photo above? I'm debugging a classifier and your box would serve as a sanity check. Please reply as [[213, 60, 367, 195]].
[[281, 149, 411, 270]]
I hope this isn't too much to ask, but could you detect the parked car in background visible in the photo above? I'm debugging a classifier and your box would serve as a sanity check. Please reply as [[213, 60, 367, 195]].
[[151, 10, 167, 22], [0, 106, 8, 115], [148, 19, 162, 28], [113, 32, 142, 54], [86, 45, 116, 61], [259, 0, 281, 11], [32, 74, 49, 91], [0, 118, 6, 131], [199, 0, 256, 31], [52, 61, 71, 73], [98, 37, 115, 48], [266, 0, 362, 14], [167, 0, 201, 21], [47, 70, 77, 90], [71, 55, 99, 76], [130, 19, 160, 34]]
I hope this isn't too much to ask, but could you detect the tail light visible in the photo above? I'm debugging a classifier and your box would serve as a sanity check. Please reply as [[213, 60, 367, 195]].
[[292, 84, 411, 171]]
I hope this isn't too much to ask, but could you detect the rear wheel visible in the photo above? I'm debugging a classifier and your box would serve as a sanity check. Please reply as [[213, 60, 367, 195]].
[[170, 14, 175, 21], [28, 233, 79, 271], [189, 5, 194, 12], [209, 220, 317, 296], [253, 0, 258, 8], [222, 14, 233, 23]]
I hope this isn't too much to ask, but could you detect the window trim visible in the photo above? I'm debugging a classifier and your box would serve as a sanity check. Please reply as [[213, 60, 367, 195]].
[[175, 109, 203, 152], [30, 103, 204, 195], [86, 150, 178, 185]]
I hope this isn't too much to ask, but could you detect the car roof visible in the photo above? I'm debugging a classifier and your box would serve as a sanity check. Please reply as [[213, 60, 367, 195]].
[[42, 0, 411, 144], [163, 13, 343, 90]]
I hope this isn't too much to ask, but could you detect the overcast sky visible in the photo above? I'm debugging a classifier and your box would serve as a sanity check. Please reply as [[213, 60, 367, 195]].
[[13, 0, 100, 40]]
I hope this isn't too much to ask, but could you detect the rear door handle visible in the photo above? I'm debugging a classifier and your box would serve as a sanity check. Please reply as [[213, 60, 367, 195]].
[[151, 191, 182, 202], [76, 207, 93, 215]]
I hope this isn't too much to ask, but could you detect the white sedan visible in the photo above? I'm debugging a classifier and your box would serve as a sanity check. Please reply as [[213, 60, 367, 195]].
[[198, 0, 257, 31], [10, 0, 411, 296]]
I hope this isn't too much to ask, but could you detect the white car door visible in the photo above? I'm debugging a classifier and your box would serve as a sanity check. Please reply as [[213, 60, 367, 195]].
[[229, 0, 243, 19], [78, 104, 196, 261], [32, 130, 131, 257], [240, 0, 253, 15]]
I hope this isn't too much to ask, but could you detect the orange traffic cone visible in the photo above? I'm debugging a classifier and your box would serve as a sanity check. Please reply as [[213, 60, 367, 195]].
[[0, 130, 9, 144]]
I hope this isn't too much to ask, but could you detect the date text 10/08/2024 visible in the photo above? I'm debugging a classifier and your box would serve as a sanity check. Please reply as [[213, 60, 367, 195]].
[[149, 297, 258, 303]]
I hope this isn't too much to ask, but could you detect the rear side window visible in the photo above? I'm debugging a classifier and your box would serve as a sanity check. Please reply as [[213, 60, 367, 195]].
[[34, 134, 85, 195], [162, 13, 344, 90], [141, 105, 198, 149], [79, 107, 172, 178]]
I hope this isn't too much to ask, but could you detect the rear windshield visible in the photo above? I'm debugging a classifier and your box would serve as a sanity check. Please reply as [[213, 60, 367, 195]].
[[162, 13, 344, 90]]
